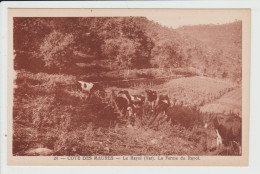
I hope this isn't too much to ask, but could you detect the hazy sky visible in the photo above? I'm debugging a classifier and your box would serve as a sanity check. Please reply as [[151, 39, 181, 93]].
[[144, 9, 245, 29], [11, 9, 247, 29]]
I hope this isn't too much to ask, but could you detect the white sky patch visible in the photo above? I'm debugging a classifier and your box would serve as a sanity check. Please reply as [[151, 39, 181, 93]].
[[145, 9, 244, 29]]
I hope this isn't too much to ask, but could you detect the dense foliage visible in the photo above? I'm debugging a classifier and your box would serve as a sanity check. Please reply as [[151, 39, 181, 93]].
[[14, 17, 242, 80]]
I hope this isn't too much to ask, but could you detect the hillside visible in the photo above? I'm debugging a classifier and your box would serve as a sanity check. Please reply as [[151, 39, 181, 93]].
[[156, 76, 237, 107], [14, 18, 242, 82], [200, 87, 242, 115], [176, 21, 242, 57], [175, 21, 242, 81]]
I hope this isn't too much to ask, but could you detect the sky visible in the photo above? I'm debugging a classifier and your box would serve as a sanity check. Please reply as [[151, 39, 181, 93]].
[[82, 9, 247, 29], [145, 9, 245, 29]]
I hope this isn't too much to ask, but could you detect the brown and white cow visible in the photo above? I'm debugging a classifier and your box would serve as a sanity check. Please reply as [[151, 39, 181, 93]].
[[118, 90, 145, 108], [154, 94, 171, 116], [77, 80, 105, 98], [112, 90, 133, 118], [145, 89, 157, 109], [117, 90, 145, 117], [77, 81, 94, 93], [204, 114, 242, 154]]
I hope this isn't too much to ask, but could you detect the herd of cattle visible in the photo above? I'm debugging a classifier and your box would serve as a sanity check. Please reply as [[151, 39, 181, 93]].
[[77, 80, 170, 117], [76, 80, 242, 154]]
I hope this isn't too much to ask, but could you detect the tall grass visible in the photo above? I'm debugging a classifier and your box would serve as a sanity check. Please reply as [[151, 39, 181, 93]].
[[13, 70, 240, 156]]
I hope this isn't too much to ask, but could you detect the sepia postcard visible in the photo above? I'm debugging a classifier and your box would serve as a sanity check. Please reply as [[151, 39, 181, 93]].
[[7, 8, 250, 166]]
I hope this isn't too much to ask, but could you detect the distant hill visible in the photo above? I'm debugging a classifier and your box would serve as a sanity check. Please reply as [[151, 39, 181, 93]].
[[131, 18, 242, 81], [175, 21, 242, 81], [176, 21, 242, 58]]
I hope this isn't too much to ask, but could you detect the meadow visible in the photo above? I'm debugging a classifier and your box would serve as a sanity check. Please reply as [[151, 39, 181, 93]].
[[13, 70, 241, 156]]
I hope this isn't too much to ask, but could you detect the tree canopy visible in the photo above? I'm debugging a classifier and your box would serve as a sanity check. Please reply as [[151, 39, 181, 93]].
[[13, 17, 242, 81]]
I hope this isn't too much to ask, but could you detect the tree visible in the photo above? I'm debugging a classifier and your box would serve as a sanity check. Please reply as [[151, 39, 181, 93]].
[[39, 30, 74, 71], [13, 18, 52, 53], [151, 39, 184, 69], [101, 37, 136, 69]]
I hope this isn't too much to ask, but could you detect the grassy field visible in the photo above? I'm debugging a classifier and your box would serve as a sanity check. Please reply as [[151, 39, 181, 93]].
[[126, 76, 238, 107], [200, 88, 242, 115], [13, 70, 241, 156]]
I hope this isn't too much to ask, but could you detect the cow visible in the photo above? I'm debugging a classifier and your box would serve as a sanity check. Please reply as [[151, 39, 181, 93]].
[[204, 114, 242, 154], [118, 90, 145, 108], [112, 90, 133, 118], [154, 94, 171, 116], [117, 90, 146, 118], [145, 89, 157, 109], [77, 80, 105, 98], [77, 81, 94, 93]]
